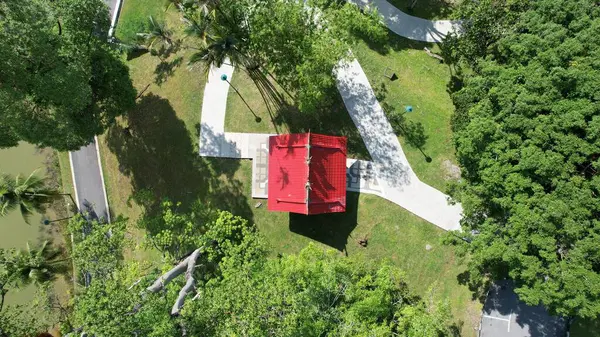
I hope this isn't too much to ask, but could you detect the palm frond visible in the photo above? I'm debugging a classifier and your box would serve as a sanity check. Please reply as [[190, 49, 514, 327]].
[[0, 198, 16, 217]]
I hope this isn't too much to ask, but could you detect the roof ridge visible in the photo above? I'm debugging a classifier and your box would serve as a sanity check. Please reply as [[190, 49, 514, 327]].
[[305, 131, 311, 213]]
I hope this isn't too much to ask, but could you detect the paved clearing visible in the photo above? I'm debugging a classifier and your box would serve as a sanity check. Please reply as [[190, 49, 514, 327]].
[[480, 281, 567, 337]]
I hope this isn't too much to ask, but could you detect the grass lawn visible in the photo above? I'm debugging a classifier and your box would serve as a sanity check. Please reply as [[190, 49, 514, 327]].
[[96, 1, 480, 335], [387, 0, 459, 20], [352, 32, 458, 191], [225, 70, 283, 134]]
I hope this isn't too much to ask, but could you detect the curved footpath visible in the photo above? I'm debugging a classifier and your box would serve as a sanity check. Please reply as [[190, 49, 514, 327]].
[[349, 0, 460, 43], [197, 1, 463, 231]]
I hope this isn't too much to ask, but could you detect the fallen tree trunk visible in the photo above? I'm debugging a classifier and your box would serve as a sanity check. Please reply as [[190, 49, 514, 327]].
[[171, 249, 201, 316], [146, 249, 201, 293]]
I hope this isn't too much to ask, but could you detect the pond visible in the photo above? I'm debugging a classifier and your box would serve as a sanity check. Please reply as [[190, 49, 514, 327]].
[[0, 142, 51, 306]]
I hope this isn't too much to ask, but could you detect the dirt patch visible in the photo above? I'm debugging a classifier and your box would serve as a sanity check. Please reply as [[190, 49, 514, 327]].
[[442, 159, 461, 180]]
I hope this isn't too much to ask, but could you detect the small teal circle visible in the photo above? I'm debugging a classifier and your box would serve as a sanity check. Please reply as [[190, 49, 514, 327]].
[[220, 74, 228, 81], [405, 105, 413, 112]]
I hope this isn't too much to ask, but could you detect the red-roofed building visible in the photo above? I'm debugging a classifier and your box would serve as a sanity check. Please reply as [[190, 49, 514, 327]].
[[268, 133, 347, 215]]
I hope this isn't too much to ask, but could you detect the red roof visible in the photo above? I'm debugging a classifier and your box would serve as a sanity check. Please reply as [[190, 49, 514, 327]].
[[268, 133, 347, 215]]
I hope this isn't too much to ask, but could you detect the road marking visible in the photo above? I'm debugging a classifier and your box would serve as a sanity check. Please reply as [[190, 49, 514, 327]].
[[94, 136, 111, 223], [508, 312, 512, 332], [482, 315, 511, 322], [68, 151, 81, 209]]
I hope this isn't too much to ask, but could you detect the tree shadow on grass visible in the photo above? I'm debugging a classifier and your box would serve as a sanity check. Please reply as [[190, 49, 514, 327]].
[[288, 191, 360, 253], [353, 27, 435, 56], [106, 94, 253, 221]]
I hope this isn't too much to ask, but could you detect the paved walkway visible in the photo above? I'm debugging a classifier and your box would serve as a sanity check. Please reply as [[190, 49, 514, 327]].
[[199, 61, 462, 230], [348, 0, 461, 43], [199, 63, 385, 201], [336, 59, 461, 230]]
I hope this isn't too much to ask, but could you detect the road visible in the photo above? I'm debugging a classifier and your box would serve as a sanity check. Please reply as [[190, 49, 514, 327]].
[[479, 281, 567, 337], [69, 0, 121, 223]]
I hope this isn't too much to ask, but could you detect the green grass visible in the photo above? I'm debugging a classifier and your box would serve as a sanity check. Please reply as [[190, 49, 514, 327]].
[[386, 0, 459, 20], [352, 33, 458, 191], [225, 70, 281, 134], [224, 70, 371, 159], [99, 1, 480, 335], [116, 0, 166, 43], [57, 151, 74, 197]]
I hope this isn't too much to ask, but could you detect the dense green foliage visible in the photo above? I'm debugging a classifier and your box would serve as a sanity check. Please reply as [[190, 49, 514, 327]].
[[70, 264, 178, 337], [68, 214, 126, 281], [0, 293, 57, 337], [448, 0, 600, 318], [69, 210, 266, 336], [0, 0, 136, 151], [136, 0, 385, 113], [183, 244, 455, 337], [67, 205, 456, 336], [137, 199, 258, 263], [0, 243, 63, 337]]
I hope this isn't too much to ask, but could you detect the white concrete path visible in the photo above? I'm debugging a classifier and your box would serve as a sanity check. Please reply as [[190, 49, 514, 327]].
[[199, 62, 274, 159], [335, 59, 461, 230], [348, 0, 461, 43]]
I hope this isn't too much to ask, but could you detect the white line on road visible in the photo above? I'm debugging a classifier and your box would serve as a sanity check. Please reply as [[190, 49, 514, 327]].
[[508, 312, 512, 332], [68, 151, 81, 209], [94, 136, 111, 223], [482, 315, 511, 322]]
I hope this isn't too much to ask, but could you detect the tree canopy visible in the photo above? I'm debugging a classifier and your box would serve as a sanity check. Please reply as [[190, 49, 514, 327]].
[[135, 0, 385, 114], [64, 207, 457, 336], [0, 0, 136, 151], [447, 0, 600, 318]]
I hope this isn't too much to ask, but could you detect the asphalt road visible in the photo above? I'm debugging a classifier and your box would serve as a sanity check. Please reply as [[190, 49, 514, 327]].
[[479, 281, 567, 337], [69, 0, 121, 223], [70, 140, 109, 222]]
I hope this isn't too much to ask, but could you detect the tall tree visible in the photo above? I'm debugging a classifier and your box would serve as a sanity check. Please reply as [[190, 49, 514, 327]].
[[139, 0, 386, 114], [0, 171, 59, 223], [183, 244, 455, 336], [448, 0, 600, 319], [0, 0, 136, 151], [0, 242, 65, 337], [67, 206, 457, 336]]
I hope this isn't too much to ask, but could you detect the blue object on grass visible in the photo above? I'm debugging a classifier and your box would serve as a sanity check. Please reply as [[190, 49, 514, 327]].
[[405, 105, 413, 112]]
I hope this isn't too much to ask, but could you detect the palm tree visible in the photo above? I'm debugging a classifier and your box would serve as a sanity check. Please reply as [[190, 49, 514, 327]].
[[12, 241, 67, 286], [136, 16, 174, 56], [0, 171, 58, 223], [188, 22, 249, 71], [0, 241, 68, 292], [166, 0, 221, 19]]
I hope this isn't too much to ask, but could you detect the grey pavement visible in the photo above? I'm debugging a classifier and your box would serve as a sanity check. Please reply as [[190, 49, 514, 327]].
[[68, 0, 121, 223], [480, 281, 567, 337], [69, 139, 110, 222]]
